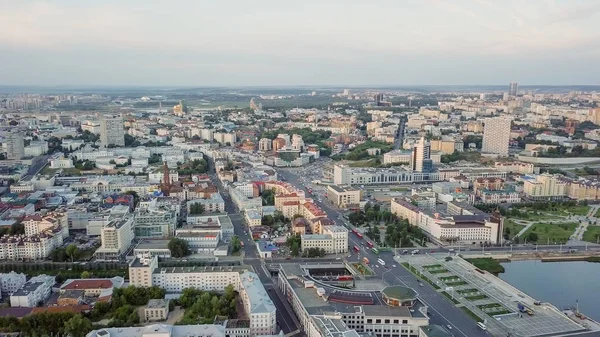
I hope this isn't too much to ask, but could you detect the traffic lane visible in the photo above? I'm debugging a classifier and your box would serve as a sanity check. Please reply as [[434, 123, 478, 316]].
[[265, 285, 299, 333]]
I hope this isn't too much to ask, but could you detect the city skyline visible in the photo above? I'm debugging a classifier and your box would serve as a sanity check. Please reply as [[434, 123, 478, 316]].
[[1, 0, 600, 86]]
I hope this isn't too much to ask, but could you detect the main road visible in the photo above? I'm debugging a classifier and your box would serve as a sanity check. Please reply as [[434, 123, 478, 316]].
[[207, 162, 299, 334]]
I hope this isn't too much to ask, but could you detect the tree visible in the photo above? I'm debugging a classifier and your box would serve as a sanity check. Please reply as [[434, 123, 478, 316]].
[[65, 244, 79, 262], [231, 236, 242, 254], [168, 238, 191, 258], [64, 314, 93, 337], [189, 203, 205, 215], [526, 232, 539, 242], [81, 271, 92, 279]]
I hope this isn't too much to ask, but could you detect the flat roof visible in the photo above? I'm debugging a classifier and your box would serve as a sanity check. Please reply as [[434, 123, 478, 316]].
[[134, 240, 170, 250], [146, 299, 169, 309]]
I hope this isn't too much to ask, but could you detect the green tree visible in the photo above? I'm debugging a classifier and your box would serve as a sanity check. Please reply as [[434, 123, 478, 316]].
[[189, 203, 205, 215], [231, 236, 242, 254], [168, 238, 191, 258], [64, 314, 93, 337], [527, 232, 539, 242], [81, 271, 92, 279], [65, 244, 79, 262]]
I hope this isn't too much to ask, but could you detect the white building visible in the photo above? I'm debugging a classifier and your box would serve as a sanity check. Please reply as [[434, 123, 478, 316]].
[[482, 117, 511, 156], [129, 256, 277, 335], [50, 156, 74, 169], [24, 140, 49, 157], [326, 185, 361, 209], [383, 150, 412, 164], [187, 194, 225, 215], [134, 207, 177, 238], [100, 115, 125, 148], [0, 271, 26, 294], [2, 130, 24, 160], [95, 216, 135, 260], [301, 225, 348, 254], [10, 274, 54, 307]]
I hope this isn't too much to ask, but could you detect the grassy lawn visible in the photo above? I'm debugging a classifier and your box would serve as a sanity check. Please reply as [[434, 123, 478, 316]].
[[522, 222, 578, 244], [441, 291, 460, 304], [457, 288, 479, 294], [565, 205, 591, 216], [582, 226, 600, 244], [466, 258, 505, 275], [446, 281, 467, 286], [461, 307, 483, 322], [503, 219, 525, 238], [429, 269, 449, 274], [478, 303, 503, 309], [423, 264, 443, 269], [401, 262, 440, 289], [465, 294, 488, 301]]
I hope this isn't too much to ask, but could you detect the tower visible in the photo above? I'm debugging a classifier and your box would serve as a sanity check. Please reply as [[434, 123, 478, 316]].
[[160, 161, 171, 196], [482, 117, 511, 156], [411, 137, 432, 173], [100, 115, 125, 148], [509, 82, 519, 97]]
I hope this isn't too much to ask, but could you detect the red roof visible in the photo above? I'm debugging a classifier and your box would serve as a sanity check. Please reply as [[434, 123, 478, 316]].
[[62, 279, 114, 290]]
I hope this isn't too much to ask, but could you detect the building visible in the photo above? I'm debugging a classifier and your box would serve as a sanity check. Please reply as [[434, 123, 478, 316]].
[[277, 263, 429, 337], [245, 209, 262, 227], [144, 299, 170, 321], [523, 174, 569, 200], [481, 117, 511, 156], [95, 216, 135, 260], [509, 82, 519, 96], [24, 140, 49, 157], [0, 271, 26, 294], [50, 156, 74, 169], [259, 138, 272, 152], [60, 277, 124, 298], [2, 130, 24, 160], [10, 275, 54, 307], [429, 137, 463, 154], [134, 207, 177, 238], [494, 162, 535, 175], [129, 256, 276, 335], [383, 150, 412, 165], [186, 194, 225, 215], [133, 240, 171, 258], [391, 198, 503, 244], [410, 137, 432, 173], [332, 164, 460, 186], [301, 225, 348, 254], [86, 323, 275, 337], [326, 185, 361, 209], [100, 115, 125, 148]]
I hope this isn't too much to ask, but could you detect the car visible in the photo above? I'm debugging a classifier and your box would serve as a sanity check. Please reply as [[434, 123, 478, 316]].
[[446, 325, 452, 330], [419, 282, 424, 287], [392, 264, 397, 268]]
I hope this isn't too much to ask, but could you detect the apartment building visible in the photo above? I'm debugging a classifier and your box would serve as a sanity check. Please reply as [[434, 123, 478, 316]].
[[301, 225, 348, 254], [10, 275, 54, 307], [481, 117, 511, 156], [100, 115, 125, 148], [186, 194, 225, 215], [129, 256, 276, 335], [0, 271, 26, 294], [95, 216, 135, 260], [327, 185, 361, 209], [523, 174, 569, 200], [134, 207, 177, 238], [429, 137, 463, 154], [494, 161, 535, 175]]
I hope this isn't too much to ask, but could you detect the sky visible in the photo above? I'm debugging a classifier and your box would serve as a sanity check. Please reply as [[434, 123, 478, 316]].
[[1, 0, 599, 86]]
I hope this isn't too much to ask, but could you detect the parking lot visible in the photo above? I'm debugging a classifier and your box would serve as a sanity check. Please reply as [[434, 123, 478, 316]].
[[398, 254, 587, 337]]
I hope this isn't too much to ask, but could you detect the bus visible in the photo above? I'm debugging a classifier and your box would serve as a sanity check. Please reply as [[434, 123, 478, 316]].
[[477, 322, 487, 331], [377, 258, 386, 266], [351, 229, 363, 239], [366, 241, 374, 248], [353, 245, 360, 252], [372, 248, 380, 255]]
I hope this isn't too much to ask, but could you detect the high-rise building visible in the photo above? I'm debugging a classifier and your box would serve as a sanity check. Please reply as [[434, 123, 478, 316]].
[[509, 82, 519, 96], [2, 130, 25, 160], [482, 117, 511, 156], [410, 137, 432, 173], [100, 115, 125, 148], [374, 93, 384, 106]]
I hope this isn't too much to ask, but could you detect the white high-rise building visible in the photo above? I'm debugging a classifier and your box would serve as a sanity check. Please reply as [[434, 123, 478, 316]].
[[2, 130, 24, 160], [410, 137, 431, 173], [482, 117, 511, 156], [100, 115, 125, 148], [509, 82, 519, 96]]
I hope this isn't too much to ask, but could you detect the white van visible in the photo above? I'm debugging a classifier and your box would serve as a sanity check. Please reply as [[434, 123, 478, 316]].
[[477, 322, 487, 331]]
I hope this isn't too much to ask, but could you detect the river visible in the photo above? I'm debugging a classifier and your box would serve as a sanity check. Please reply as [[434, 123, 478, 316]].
[[500, 260, 600, 321]]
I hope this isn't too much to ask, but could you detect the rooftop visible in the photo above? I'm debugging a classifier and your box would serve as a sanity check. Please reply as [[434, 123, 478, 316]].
[[240, 271, 276, 314], [146, 299, 169, 309], [381, 285, 418, 301]]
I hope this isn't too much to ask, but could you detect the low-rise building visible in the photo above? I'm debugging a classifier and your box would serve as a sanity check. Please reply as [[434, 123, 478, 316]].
[[144, 299, 170, 321], [0, 271, 26, 294], [10, 275, 54, 307], [326, 185, 361, 209]]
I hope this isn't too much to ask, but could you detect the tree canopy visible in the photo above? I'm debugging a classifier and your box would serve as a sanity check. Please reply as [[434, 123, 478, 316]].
[[168, 238, 191, 258]]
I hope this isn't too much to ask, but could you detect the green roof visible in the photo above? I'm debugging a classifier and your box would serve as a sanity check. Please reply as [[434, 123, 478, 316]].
[[381, 285, 417, 301]]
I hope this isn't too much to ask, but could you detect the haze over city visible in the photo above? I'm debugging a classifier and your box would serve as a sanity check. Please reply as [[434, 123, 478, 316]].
[[1, 0, 600, 86]]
